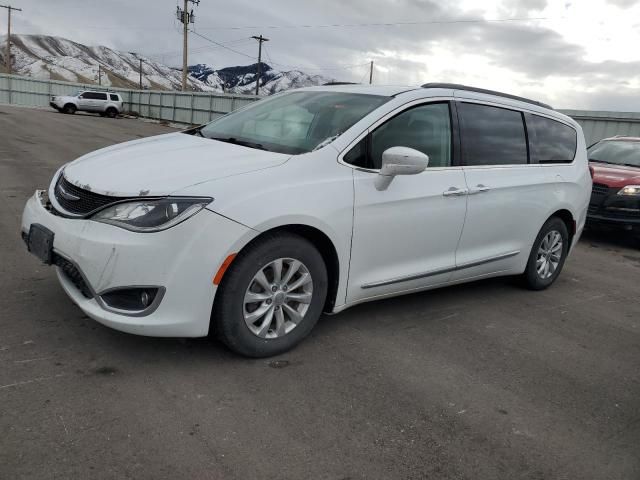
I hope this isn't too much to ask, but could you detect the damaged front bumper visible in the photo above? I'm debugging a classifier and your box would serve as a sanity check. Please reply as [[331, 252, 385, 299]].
[[21, 190, 253, 337]]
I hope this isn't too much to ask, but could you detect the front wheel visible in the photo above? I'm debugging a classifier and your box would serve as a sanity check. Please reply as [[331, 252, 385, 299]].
[[522, 217, 569, 290], [212, 232, 328, 357], [63, 104, 76, 114]]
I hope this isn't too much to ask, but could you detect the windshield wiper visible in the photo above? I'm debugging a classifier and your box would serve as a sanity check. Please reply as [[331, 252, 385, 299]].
[[589, 158, 615, 164], [210, 136, 269, 151]]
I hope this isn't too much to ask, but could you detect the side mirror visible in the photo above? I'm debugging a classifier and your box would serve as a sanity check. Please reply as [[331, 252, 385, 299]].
[[375, 147, 429, 191]]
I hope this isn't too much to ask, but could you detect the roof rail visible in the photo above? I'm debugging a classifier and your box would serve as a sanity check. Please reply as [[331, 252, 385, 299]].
[[323, 81, 359, 86], [421, 83, 553, 110]]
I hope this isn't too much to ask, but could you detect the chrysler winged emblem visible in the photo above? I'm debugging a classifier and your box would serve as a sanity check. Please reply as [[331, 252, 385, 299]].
[[58, 184, 80, 201]]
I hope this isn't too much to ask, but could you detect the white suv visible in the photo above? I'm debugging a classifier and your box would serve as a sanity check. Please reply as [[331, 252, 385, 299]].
[[23, 83, 591, 357], [50, 90, 123, 118]]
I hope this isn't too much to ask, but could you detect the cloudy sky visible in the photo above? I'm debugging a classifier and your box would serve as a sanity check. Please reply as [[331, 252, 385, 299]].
[[9, 0, 640, 110]]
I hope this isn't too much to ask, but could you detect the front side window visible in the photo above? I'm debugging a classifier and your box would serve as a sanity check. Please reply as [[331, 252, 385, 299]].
[[199, 91, 389, 155], [459, 103, 528, 166], [344, 102, 452, 169], [526, 114, 576, 163], [588, 140, 640, 167]]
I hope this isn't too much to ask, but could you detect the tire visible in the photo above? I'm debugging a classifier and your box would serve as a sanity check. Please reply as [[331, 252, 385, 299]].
[[213, 232, 328, 357], [105, 107, 118, 118], [522, 217, 569, 290], [63, 104, 76, 114]]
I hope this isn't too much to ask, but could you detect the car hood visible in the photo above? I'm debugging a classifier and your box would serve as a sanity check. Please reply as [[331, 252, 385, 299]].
[[590, 162, 640, 188], [62, 132, 291, 196]]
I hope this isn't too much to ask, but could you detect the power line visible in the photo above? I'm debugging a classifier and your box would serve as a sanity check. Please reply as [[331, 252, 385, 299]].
[[196, 16, 553, 31], [188, 29, 258, 59], [145, 37, 254, 59], [261, 46, 370, 72], [55, 15, 557, 32]]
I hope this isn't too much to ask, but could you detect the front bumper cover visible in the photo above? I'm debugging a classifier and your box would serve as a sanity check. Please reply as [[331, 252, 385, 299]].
[[21, 190, 254, 337]]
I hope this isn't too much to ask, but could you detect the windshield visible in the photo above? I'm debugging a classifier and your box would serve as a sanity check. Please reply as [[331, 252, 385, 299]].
[[588, 140, 640, 167], [199, 91, 389, 154]]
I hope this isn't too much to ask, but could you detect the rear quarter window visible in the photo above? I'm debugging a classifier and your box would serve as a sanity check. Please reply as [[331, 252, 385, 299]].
[[109, 94, 120, 101], [526, 114, 576, 164]]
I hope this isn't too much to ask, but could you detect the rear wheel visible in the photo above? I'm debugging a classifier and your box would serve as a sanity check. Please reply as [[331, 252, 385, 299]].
[[63, 104, 76, 114], [213, 232, 328, 357], [105, 107, 118, 118], [522, 217, 569, 290]]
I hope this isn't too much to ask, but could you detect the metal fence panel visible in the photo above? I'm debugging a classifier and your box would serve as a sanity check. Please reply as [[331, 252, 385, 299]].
[[4, 75, 640, 141], [0, 73, 259, 125], [558, 109, 640, 145]]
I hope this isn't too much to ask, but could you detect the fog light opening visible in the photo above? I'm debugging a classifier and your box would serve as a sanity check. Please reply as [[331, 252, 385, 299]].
[[100, 287, 163, 313]]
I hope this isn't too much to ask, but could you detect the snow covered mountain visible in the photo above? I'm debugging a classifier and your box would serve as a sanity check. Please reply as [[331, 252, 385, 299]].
[[0, 34, 211, 91], [0, 34, 334, 94], [189, 63, 333, 95]]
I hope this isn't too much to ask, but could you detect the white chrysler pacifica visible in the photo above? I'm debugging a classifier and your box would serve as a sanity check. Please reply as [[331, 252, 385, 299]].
[[22, 83, 591, 357]]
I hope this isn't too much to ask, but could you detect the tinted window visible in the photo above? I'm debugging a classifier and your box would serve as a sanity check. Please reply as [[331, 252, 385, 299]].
[[110, 94, 119, 101], [459, 103, 528, 166], [343, 137, 368, 168], [369, 103, 451, 169], [526, 114, 576, 163], [81, 92, 108, 100]]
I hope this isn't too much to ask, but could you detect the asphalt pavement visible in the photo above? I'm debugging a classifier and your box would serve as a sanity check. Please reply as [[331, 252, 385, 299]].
[[1, 105, 639, 479]]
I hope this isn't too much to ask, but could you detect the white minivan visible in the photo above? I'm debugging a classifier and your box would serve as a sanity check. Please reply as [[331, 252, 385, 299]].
[[22, 83, 591, 357]]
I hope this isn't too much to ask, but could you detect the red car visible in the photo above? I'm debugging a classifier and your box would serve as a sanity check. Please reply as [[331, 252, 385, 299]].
[[587, 136, 640, 234]]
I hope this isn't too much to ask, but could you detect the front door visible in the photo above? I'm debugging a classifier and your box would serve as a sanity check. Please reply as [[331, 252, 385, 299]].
[[346, 101, 468, 304]]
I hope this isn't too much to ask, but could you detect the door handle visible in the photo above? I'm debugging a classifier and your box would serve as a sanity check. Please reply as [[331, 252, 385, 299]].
[[442, 187, 469, 197], [468, 184, 491, 195]]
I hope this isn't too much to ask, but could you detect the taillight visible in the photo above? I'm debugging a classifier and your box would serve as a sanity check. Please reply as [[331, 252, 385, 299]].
[[589, 166, 594, 179]]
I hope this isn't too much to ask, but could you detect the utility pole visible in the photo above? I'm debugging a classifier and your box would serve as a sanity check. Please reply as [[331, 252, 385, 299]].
[[369, 60, 374, 85], [98, 64, 102, 85], [177, 0, 199, 91], [139, 57, 143, 89], [1, 4, 22, 75], [251, 34, 269, 96]]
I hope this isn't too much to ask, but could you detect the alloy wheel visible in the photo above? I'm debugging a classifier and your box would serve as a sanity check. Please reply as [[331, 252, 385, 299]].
[[243, 258, 313, 339], [536, 230, 563, 279]]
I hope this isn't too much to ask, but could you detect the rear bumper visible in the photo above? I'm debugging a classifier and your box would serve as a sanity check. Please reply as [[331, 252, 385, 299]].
[[21, 190, 254, 337]]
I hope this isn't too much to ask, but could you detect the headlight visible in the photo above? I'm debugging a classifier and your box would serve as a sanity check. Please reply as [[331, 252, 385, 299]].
[[92, 197, 212, 232], [617, 185, 640, 196]]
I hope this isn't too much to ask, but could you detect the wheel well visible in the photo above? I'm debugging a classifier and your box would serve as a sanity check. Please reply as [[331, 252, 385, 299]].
[[550, 209, 575, 244], [241, 225, 340, 312], [64, 103, 75, 109]]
